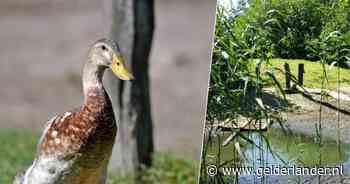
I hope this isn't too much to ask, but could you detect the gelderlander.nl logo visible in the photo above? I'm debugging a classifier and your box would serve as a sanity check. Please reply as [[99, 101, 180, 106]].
[[207, 165, 343, 178]]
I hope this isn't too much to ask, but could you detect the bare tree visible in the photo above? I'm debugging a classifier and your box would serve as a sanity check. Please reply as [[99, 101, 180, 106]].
[[103, 0, 154, 179]]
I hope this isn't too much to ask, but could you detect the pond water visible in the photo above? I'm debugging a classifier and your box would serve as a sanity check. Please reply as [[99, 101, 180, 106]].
[[205, 128, 350, 183]]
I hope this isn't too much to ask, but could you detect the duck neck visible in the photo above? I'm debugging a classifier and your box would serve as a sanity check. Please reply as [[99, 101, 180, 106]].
[[82, 60, 106, 100]]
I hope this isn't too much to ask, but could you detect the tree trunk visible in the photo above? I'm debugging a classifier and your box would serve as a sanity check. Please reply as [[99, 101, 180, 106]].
[[103, 0, 154, 179]]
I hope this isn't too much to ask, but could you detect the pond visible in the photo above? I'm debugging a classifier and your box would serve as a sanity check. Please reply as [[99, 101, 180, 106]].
[[204, 128, 350, 183]]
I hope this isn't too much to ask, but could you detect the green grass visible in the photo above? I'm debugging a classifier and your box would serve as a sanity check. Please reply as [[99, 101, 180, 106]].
[[0, 128, 38, 183], [108, 153, 198, 184], [255, 58, 350, 90], [0, 128, 197, 184]]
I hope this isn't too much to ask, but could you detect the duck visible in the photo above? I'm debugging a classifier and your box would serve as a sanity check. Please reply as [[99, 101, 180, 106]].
[[14, 38, 134, 184]]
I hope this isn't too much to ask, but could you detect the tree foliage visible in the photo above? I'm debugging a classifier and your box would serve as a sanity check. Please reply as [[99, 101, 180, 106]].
[[232, 0, 350, 66]]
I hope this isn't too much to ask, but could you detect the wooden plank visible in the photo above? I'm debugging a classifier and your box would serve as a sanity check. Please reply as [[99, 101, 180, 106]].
[[212, 121, 268, 131]]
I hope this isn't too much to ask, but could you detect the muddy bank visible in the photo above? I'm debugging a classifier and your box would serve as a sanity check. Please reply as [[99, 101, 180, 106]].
[[275, 92, 350, 144], [205, 89, 350, 144]]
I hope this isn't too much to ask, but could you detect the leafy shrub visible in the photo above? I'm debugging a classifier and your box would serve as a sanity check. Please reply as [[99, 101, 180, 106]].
[[207, 5, 278, 123], [231, 0, 350, 66]]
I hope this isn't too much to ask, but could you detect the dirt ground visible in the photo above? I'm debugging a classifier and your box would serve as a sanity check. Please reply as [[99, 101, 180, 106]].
[[0, 0, 217, 160], [282, 93, 350, 144], [257, 88, 350, 143]]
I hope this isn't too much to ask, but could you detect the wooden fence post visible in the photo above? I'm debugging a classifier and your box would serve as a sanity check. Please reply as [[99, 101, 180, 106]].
[[298, 63, 304, 86], [284, 63, 291, 90]]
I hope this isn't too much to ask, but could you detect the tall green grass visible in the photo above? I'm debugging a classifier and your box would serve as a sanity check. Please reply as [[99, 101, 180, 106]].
[[200, 4, 286, 183]]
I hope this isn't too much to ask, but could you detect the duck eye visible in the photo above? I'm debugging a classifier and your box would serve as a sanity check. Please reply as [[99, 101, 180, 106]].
[[101, 45, 108, 51]]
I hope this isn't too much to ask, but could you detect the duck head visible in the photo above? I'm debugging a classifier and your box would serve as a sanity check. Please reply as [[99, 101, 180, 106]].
[[89, 38, 134, 80]]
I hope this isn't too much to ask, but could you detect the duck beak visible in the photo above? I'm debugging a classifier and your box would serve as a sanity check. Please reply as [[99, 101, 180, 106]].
[[110, 54, 134, 80]]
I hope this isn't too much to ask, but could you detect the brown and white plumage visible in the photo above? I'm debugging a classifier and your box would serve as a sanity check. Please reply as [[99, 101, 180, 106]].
[[15, 39, 133, 184]]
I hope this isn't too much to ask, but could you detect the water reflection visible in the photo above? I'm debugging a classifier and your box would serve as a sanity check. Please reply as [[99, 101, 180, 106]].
[[206, 128, 350, 183]]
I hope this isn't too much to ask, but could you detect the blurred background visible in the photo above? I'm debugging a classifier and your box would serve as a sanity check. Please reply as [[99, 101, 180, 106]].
[[0, 0, 216, 183]]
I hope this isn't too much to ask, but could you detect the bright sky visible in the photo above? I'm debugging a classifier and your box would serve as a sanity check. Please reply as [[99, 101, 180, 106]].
[[217, 0, 239, 10]]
